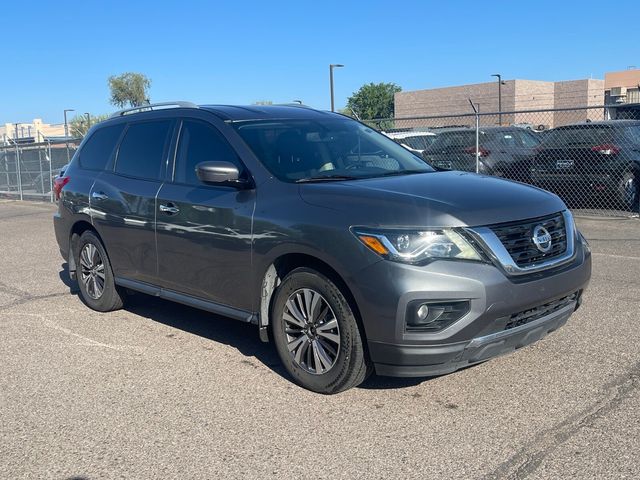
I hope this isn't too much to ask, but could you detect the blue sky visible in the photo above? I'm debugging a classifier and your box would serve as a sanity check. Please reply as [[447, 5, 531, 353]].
[[1, 0, 637, 125]]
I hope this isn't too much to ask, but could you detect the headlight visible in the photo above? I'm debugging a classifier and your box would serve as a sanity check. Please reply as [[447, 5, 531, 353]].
[[352, 227, 482, 264]]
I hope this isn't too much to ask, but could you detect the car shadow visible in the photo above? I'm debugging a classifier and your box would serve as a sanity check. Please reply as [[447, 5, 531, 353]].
[[125, 292, 286, 376], [60, 263, 435, 391]]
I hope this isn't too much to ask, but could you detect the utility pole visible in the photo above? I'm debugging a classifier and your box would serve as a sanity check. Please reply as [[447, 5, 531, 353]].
[[491, 74, 503, 126], [63, 108, 75, 162]]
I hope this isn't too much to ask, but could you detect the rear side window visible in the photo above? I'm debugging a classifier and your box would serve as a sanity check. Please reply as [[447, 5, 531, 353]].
[[115, 120, 173, 180], [174, 120, 241, 185], [79, 124, 125, 171]]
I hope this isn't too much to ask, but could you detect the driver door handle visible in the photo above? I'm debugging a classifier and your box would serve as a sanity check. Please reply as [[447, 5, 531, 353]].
[[159, 203, 179, 215]]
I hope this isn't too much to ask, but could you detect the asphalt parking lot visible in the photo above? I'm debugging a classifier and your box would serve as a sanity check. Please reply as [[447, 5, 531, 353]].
[[0, 200, 638, 479]]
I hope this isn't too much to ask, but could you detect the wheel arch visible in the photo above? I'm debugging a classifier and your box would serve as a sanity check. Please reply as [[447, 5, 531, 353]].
[[258, 252, 367, 349], [68, 219, 103, 279]]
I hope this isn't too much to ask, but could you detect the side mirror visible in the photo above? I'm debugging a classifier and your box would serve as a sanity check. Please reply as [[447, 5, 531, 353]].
[[196, 161, 245, 186]]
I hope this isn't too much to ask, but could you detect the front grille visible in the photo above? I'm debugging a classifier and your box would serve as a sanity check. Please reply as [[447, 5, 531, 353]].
[[505, 292, 578, 330], [491, 213, 567, 267]]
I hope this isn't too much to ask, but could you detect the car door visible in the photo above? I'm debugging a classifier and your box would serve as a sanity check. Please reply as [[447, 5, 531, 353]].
[[154, 117, 255, 311], [90, 118, 175, 285]]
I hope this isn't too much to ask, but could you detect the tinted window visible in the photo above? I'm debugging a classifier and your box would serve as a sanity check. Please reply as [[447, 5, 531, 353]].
[[544, 126, 615, 148], [624, 126, 640, 144], [175, 120, 241, 185], [517, 130, 541, 148], [79, 124, 125, 170], [430, 131, 480, 149], [494, 132, 518, 147], [401, 135, 436, 151], [115, 120, 172, 180]]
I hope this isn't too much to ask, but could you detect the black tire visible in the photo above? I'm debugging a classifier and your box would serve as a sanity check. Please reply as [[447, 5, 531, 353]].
[[617, 169, 639, 211], [75, 230, 124, 312], [271, 268, 371, 394]]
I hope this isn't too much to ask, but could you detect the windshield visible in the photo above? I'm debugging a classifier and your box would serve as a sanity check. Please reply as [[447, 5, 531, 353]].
[[233, 118, 433, 182]]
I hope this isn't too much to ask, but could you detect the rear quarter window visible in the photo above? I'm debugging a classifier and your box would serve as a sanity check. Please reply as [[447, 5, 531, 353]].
[[78, 124, 125, 171]]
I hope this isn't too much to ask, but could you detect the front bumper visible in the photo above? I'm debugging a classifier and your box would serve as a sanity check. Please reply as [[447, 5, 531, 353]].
[[350, 237, 591, 377], [372, 298, 577, 377]]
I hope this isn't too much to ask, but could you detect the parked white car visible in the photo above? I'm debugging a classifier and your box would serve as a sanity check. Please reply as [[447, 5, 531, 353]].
[[383, 130, 437, 155]]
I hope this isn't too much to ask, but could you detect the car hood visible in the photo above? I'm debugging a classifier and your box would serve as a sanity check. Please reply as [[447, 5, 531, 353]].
[[298, 171, 565, 228]]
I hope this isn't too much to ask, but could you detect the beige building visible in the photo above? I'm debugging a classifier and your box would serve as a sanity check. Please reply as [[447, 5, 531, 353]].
[[1, 119, 66, 143], [604, 68, 640, 120], [605, 68, 640, 103], [394, 78, 605, 128]]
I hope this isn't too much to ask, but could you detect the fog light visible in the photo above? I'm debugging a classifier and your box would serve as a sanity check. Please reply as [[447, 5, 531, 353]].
[[406, 300, 471, 332], [416, 304, 430, 321]]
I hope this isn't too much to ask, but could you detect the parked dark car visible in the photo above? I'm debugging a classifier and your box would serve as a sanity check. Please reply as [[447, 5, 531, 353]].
[[53, 103, 591, 393], [531, 121, 640, 210], [422, 127, 541, 181]]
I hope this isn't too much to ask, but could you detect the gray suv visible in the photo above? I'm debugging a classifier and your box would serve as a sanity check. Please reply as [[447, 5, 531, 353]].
[[53, 103, 591, 393]]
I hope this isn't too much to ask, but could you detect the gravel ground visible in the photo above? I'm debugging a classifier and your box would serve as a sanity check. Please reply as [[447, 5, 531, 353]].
[[0, 201, 638, 479]]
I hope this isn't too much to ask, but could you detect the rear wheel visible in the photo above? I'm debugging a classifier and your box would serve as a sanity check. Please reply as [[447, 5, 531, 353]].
[[617, 169, 639, 211], [75, 231, 124, 312], [271, 268, 371, 394]]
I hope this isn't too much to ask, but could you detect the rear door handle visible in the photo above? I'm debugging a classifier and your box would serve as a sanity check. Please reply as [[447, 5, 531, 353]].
[[91, 191, 108, 201], [159, 203, 179, 215]]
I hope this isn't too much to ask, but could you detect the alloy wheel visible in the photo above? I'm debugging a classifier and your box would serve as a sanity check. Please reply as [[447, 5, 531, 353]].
[[79, 243, 105, 299], [282, 288, 341, 375]]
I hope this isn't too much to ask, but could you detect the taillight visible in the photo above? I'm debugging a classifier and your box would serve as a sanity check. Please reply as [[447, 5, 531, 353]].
[[590, 144, 620, 155], [464, 146, 490, 157], [53, 176, 70, 200]]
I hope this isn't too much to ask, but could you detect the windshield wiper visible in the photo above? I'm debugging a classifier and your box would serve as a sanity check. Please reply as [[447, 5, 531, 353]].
[[372, 169, 429, 178], [295, 175, 360, 183]]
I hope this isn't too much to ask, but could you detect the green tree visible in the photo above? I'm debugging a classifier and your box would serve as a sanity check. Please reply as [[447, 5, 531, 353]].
[[108, 72, 151, 108], [346, 82, 402, 120], [69, 114, 110, 138]]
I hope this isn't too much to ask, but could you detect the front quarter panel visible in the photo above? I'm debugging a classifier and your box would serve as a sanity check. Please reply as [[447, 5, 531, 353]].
[[251, 179, 383, 311]]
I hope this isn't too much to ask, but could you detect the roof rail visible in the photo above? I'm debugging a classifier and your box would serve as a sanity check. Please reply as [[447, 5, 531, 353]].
[[109, 101, 198, 118], [272, 103, 314, 109]]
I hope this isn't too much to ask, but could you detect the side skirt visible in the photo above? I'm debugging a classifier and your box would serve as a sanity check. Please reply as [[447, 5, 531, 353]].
[[115, 277, 258, 325]]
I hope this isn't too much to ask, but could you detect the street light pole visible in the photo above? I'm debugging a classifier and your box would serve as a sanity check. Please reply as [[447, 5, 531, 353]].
[[85, 112, 91, 130], [63, 109, 74, 138], [329, 64, 344, 112], [63, 108, 75, 162], [491, 74, 502, 126]]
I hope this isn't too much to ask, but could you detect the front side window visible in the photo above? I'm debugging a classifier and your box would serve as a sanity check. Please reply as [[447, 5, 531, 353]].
[[234, 118, 433, 182], [79, 123, 125, 171], [115, 120, 173, 180], [174, 120, 241, 185]]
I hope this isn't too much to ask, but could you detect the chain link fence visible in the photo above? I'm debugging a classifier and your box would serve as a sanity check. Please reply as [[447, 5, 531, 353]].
[[0, 139, 81, 201], [3, 106, 640, 217], [367, 105, 640, 217]]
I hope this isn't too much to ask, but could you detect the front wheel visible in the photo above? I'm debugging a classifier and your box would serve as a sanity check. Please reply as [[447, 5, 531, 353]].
[[271, 268, 371, 394]]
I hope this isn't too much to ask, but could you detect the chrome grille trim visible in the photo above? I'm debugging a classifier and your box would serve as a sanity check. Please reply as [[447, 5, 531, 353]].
[[466, 210, 576, 276], [491, 213, 567, 267]]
